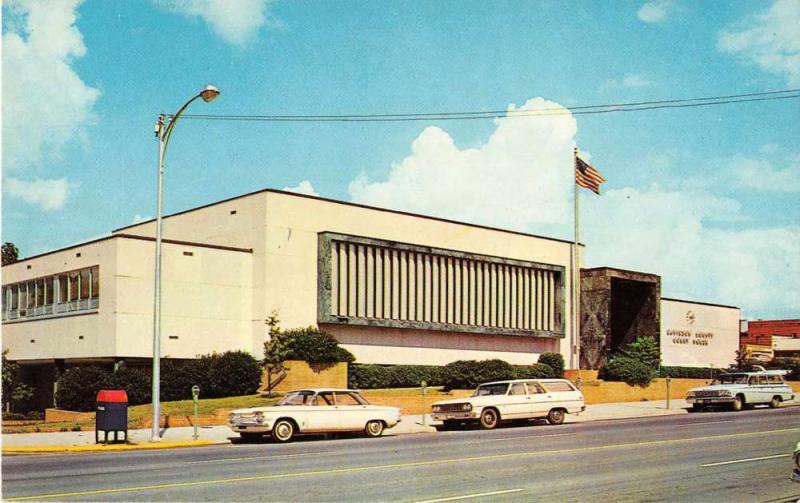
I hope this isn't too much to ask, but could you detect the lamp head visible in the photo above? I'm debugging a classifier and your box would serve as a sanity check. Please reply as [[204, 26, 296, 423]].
[[200, 84, 220, 103]]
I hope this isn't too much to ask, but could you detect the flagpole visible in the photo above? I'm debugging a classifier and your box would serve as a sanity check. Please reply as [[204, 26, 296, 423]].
[[573, 147, 581, 371]]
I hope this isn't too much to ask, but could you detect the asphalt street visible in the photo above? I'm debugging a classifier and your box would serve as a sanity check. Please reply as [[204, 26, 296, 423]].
[[3, 407, 800, 502]]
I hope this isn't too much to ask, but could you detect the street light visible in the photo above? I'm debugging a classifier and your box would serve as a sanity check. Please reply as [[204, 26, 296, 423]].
[[151, 85, 220, 441]]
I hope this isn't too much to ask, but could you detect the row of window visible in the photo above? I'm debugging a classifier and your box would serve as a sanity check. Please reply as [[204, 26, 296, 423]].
[[2, 266, 99, 321], [326, 237, 562, 333]]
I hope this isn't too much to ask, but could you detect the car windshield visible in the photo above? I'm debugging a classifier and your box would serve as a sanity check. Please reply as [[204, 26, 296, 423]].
[[277, 391, 316, 406], [473, 383, 509, 396], [712, 374, 749, 385]]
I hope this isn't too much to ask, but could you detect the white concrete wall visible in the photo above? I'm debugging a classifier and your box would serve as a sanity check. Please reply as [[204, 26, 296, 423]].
[[262, 191, 575, 366], [113, 193, 267, 356], [2, 236, 253, 362], [2, 238, 118, 361], [660, 299, 739, 368]]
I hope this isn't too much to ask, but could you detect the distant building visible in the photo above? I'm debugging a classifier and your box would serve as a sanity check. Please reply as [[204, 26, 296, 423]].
[[740, 319, 800, 358]]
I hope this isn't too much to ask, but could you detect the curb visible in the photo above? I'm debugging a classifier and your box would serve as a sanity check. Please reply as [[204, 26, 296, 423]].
[[2, 440, 213, 454]]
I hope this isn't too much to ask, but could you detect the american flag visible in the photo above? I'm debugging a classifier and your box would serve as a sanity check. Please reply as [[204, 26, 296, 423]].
[[575, 154, 606, 194]]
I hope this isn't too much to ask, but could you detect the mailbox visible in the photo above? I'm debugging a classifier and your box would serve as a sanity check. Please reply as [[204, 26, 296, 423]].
[[96, 389, 128, 444]]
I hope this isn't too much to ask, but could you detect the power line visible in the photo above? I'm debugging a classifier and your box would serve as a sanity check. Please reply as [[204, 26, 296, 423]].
[[179, 88, 800, 123]]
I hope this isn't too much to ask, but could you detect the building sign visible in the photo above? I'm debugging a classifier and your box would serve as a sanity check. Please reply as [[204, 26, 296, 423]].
[[666, 328, 714, 346]]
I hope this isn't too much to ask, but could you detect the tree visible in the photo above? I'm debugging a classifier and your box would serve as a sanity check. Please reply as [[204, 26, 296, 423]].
[[263, 312, 290, 392], [2, 242, 19, 266], [619, 336, 661, 370], [2, 350, 34, 412]]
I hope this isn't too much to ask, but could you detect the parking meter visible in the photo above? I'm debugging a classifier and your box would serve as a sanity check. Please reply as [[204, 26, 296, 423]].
[[421, 381, 428, 426], [191, 385, 200, 440]]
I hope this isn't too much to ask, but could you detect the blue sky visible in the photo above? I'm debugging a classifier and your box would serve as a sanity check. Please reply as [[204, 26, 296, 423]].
[[3, 0, 799, 319]]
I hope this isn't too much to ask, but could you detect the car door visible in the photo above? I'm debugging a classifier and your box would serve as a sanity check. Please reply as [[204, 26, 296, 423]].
[[305, 391, 337, 432], [525, 381, 551, 417], [333, 391, 369, 431], [501, 383, 530, 419]]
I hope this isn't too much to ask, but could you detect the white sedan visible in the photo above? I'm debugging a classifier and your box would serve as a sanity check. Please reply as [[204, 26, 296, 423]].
[[228, 388, 402, 443]]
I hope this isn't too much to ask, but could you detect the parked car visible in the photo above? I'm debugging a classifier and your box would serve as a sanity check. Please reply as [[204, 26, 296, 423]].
[[228, 388, 401, 443], [793, 441, 800, 483], [686, 368, 795, 412], [431, 378, 585, 430]]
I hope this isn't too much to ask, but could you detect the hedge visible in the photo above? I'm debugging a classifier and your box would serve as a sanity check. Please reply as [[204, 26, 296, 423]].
[[348, 364, 446, 389], [658, 366, 721, 379], [537, 353, 565, 378], [442, 359, 558, 390], [54, 351, 263, 412], [598, 356, 655, 387], [349, 359, 559, 390], [282, 327, 355, 364]]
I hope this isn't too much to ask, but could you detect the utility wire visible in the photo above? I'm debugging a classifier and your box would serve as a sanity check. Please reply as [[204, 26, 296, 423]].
[[179, 88, 800, 123]]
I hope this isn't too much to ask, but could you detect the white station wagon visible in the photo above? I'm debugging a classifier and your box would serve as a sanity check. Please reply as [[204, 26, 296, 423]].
[[686, 369, 795, 412], [431, 378, 585, 430], [228, 388, 401, 443]]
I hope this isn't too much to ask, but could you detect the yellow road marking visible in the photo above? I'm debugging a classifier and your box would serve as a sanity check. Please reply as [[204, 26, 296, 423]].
[[415, 488, 525, 502], [7, 427, 798, 501], [183, 451, 332, 464]]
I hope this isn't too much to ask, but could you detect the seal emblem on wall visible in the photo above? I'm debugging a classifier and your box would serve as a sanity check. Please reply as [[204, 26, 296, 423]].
[[685, 310, 696, 325]]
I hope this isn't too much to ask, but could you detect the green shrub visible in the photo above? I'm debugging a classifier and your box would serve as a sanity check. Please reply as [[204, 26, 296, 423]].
[[537, 353, 565, 378], [620, 336, 660, 369], [512, 363, 555, 380], [599, 356, 655, 387], [659, 366, 721, 379], [160, 359, 204, 401], [348, 364, 446, 389], [2, 350, 34, 412], [200, 351, 262, 398], [442, 360, 516, 390], [55, 366, 109, 412], [282, 327, 355, 364]]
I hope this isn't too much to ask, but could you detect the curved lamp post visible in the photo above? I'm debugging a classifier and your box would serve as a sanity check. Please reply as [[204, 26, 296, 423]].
[[151, 85, 219, 441]]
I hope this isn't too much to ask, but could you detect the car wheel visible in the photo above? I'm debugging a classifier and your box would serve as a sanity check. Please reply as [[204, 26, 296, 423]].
[[769, 396, 781, 408], [271, 419, 295, 443], [479, 408, 499, 430], [731, 395, 744, 412], [365, 420, 384, 438], [547, 409, 565, 425], [688, 405, 702, 413], [238, 432, 262, 443]]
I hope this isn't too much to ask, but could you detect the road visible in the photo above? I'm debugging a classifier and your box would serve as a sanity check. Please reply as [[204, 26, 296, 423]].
[[3, 407, 800, 502]]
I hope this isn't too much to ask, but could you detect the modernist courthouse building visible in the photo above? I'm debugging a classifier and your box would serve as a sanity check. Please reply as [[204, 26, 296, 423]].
[[3, 189, 578, 403], [2, 189, 742, 407]]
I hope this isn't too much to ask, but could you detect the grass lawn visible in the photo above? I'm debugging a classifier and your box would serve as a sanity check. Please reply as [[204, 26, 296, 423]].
[[3, 388, 471, 433]]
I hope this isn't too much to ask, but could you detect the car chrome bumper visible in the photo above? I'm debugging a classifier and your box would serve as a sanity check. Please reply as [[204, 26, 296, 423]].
[[229, 423, 271, 434], [687, 397, 735, 405], [432, 412, 477, 421]]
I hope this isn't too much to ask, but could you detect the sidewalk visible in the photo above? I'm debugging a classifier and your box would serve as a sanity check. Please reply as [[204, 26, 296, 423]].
[[2, 399, 792, 453]]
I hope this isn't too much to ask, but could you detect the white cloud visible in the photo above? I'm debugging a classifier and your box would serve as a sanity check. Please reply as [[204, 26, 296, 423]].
[[350, 98, 577, 232], [154, 0, 275, 46], [3, 177, 75, 211], [582, 186, 799, 317], [348, 97, 799, 318], [730, 156, 800, 192], [282, 180, 319, 196], [604, 75, 656, 89], [718, 0, 800, 86], [131, 214, 151, 224], [2, 0, 100, 171], [637, 1, 673, 23]]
